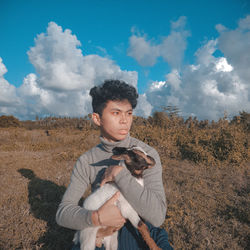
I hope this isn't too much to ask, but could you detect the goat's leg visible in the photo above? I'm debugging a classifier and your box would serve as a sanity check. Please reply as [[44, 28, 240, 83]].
[[84, 184, 117, 210], [137, 220, 162, 250], [78, 227, 99, 250], [119, 196, 161, 250], [103, 231, 118, 250]]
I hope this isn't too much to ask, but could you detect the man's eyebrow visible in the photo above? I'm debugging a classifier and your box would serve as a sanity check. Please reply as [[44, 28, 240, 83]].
[[110, 108, 133, 112]]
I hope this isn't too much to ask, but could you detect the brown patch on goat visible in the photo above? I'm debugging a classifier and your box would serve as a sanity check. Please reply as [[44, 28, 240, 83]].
[[111, 146, 156, 178], [137, 220, 162, 250]]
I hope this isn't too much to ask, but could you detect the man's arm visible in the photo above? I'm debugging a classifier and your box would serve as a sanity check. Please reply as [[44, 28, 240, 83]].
[[56, 154, 126, 230], [56, 156, 93, 230]]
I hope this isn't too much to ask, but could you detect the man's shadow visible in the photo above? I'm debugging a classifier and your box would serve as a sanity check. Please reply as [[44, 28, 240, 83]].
[[18, 168, 75, 250]]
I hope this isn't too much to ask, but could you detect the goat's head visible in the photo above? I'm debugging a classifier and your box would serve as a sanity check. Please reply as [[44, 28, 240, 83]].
[[111, 146, 156, 178]]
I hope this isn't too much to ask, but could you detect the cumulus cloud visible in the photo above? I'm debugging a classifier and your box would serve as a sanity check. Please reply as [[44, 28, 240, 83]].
[[135, 94, 153, 117], [160, 16, 190, 69], [0, 22, 138, 119], [127, 16, 190, 69], [28, 22, 137, 92], [142, 15, 250, 120], [217, 15, 250, 84], [127, 35, 159, 67], [0, 58, 22, 116]]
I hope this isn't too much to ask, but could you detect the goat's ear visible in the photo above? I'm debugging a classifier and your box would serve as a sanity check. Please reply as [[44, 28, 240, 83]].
[[145, 155, 156, 167], [111, 154, 131, 163], [133, 149, 156, 167]]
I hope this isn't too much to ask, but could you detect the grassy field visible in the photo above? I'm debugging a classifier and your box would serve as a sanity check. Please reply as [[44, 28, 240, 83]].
[[0, 114, 249, 249]]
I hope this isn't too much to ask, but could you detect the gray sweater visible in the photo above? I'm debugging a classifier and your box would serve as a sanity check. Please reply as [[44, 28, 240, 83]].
[[56, 134, 166, 230]]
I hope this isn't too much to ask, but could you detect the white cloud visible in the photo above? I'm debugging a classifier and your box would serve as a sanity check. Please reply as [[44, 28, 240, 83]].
[[127, 16, 190, 69], [28, 22, 137, 92], [146, 81, 170, 112], [0, 22, 138, 120], [238, 15, 250, 30], [135, 94, 153, 117], [215, 58, 233, 72], [19, 73, 40, 97], [160, 17, 190, 69], [150, 81, 166, 91], [0, 58, 29, 118], [28, 22, 84, 91], [142, 15, 250, 120], [195, 40, 217, 66], [166, 70, 181, 91], [0, 77, 17, 106], [217, 15, 250, 84], [0, 58, 8, 77], [127, 35, 159, 67], [0, 58, 21, 110], [171, 16, 187, 30]]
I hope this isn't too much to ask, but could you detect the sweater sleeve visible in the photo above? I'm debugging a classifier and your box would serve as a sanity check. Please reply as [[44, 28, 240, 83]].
[[56, 155, 94, 230], [114, 148, 166, 227]]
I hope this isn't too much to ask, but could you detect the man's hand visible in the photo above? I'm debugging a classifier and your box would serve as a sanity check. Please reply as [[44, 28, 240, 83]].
[[92, 192, 126, 228], [98, 191, 126, 227], [100, 165, 124, 186], [95, 192, 125, 247]]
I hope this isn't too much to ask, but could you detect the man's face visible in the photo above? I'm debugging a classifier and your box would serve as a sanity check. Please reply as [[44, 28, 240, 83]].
[[92, 100, 133, 142]]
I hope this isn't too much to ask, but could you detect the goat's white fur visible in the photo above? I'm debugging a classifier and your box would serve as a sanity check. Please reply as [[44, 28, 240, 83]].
[[73, 160, 144, 250]]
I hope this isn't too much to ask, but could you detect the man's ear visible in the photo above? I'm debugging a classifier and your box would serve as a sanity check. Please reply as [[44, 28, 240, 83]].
[[92, 113, 101, 127]]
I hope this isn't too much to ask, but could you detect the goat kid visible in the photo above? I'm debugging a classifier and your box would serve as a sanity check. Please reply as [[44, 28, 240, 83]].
[[73, 146, 161, 250]]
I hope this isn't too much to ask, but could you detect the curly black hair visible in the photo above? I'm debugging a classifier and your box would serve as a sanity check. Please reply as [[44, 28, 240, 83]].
[[89, 80, 138, 115]]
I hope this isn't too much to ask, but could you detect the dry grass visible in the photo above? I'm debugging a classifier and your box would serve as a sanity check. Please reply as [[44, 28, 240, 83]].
[[162, 159, 249, 249], [0, 128, 99, 250], [0, 118, 249, 249]]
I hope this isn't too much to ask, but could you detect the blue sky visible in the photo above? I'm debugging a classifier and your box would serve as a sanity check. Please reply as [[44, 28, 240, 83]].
[[0, 0, 250, 120]]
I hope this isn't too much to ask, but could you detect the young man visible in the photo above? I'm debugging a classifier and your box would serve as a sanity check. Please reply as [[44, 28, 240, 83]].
[[56, 80, 173, 249]]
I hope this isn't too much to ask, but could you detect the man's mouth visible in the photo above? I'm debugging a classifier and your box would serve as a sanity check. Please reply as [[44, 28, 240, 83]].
[[119, 129, 128, 135]]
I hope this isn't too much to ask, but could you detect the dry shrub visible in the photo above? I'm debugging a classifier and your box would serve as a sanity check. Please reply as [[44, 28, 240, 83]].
[[21, 116, 94, 130], [176, 121, 248, 166], [0, 115, 22, 127]]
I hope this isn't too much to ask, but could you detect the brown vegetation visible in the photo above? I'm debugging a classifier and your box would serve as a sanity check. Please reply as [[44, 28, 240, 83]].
[[0, 112, 249, 249]]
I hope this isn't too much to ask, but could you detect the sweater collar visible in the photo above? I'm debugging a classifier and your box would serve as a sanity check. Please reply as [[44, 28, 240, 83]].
[[100, 133, 131, 153]]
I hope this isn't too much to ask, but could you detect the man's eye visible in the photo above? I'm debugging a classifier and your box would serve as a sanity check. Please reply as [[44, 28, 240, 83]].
[[113, 112, 119, 115]]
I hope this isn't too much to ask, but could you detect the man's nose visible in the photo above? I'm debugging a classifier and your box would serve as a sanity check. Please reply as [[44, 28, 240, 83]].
[[120, 113, 128, 123]]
